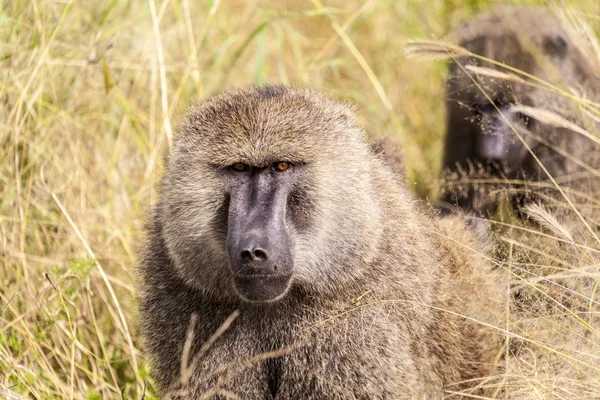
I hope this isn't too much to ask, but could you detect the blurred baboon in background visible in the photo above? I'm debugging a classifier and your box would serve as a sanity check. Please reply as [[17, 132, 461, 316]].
[[432, 9, 600, 395], [138, 86, 504, 399], [439, 6, 600, 216]]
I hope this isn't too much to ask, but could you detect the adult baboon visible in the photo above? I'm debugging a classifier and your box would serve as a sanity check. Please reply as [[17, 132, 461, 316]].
[[439, 6, 600, 216], [370, 134, 408, 177], [138, 86, 504, 399]]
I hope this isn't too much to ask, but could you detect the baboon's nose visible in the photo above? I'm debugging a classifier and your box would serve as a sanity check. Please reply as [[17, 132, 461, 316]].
[[231, 236, 278, 275], [240, 247, 268, 262]]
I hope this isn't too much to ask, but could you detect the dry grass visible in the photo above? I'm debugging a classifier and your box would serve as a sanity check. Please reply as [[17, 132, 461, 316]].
[[1, 0, 600, 398]]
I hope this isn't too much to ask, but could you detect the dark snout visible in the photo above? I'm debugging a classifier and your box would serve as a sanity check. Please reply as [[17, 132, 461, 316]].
[[227, 173, 293, 302], [475, 105, 531, 171], [229, 227, 293, 302]]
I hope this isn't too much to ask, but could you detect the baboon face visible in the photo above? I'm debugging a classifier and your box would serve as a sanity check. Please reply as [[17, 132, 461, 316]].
[[448, 34, 543, 172], [222, 160, 296, 302], [160, 87, 382, 302], [447, 8, 589, 175]]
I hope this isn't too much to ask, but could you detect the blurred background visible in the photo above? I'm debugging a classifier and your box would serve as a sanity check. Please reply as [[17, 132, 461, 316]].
[[1, 0, 599, 398]]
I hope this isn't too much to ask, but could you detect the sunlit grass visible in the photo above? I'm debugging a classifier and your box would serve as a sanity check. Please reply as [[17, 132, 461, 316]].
[[1, 0, 599, 398]]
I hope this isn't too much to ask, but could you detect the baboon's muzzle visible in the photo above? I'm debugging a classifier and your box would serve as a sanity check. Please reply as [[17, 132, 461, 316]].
[[475, 105, 531, 171], [227, 171, 294, 302]]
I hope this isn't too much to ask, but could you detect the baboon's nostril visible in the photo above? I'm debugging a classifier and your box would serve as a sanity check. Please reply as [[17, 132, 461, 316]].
[[254, 248, 267, 260], [240, 248, 268, 262], [241, 249, 253, 261]]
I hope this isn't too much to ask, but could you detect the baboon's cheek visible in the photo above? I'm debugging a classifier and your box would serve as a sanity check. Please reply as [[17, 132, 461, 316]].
[[232, 273, 293, 302]]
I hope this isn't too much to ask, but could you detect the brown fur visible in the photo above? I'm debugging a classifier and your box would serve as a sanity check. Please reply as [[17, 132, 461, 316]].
[[138, 86, 504, 399], [440, 6, 600, 215]]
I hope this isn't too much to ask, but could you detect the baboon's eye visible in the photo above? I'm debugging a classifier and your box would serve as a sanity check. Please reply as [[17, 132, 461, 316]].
[[273, 161, 291, 172], [231, 163, 251, 172]]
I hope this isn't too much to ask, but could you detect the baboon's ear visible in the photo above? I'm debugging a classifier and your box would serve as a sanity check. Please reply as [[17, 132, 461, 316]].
[[543, 35, 568, 58]]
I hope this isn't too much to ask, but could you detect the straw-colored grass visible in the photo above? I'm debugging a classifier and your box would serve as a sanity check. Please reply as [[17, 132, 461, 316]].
[[1, 0, 599, 398]]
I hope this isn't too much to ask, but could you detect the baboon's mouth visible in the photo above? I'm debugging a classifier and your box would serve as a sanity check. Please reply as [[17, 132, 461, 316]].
[[232, 272, 293, 303]]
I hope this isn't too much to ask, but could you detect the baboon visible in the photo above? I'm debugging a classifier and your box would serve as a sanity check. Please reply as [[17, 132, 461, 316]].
[[439, 6, 600, 216], [138, 86, 504, 399], [370, 134, 408, 177]]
